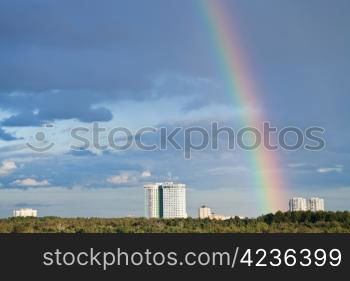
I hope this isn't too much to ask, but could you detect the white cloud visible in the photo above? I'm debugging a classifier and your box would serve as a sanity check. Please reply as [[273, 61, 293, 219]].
[[106, 173, 133, 185], [0, 160, 17, 176], [141, 170, 152, 177], [317, 165, 343, 174], [107, 170, 152, 185], [14, 178, 50, 187]]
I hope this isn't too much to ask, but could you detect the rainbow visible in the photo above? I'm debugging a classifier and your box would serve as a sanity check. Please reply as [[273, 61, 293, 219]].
[[199, 0, 288, 213]]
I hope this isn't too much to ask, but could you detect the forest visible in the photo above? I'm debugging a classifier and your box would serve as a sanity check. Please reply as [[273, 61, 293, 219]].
[[0, 211, 349, 233]]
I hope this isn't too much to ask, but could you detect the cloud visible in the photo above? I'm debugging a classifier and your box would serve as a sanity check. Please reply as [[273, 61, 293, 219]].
[[141, 170, 152, 177], [0, 160, 17, 176], [317, 165, 344, 174], [0, 144, 26, 154], [0, 128, 20, 141], [0, 0, 219, 129], [1, 111, 44, 127], [13, 178, 50, 187], [107, 170, 152, 185], [66, 148, 97, 157], [106, 173, 133, 185], [0, 91, 113, 127]]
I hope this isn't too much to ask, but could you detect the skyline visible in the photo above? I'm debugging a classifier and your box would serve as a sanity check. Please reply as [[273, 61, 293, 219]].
[[0, 183, 334, 218], [0, 0, 350, 217], [10, 195, 327, 219]]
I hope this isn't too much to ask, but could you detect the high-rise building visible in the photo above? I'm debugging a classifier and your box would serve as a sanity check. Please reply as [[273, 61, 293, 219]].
[[289, 197, 307, 211], [13, 208, 38, 217], [289, 197, 325, 212], [199, 205, 212, 219], [308, 197, 325, 211], [144, 182, 187, 218], [144, 183, 161, 218]]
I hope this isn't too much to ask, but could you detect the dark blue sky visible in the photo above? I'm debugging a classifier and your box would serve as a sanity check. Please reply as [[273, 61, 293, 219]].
[[0, 0, 349, 217]]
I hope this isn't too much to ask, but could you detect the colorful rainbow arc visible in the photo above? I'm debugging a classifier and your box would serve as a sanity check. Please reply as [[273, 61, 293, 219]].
[[199, 0, 288, 213]]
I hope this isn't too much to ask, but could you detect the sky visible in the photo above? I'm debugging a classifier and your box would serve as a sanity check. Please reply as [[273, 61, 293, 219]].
[[0, 0, 349, 218]]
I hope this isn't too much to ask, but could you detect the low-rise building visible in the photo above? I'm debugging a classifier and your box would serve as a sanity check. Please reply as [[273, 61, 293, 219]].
[[198, 206, 233, 220], [199, 205, 212, 219], [13, 208, 38, 217]]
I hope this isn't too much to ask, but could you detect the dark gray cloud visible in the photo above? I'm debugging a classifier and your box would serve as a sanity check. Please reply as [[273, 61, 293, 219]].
[[1, 112, 43, 127], [0, 1, 126, 50], [0, 91, 113, 126], [0, 0, 214, 126], [0, 0, 214, 93], [0, 0, 227, 127]]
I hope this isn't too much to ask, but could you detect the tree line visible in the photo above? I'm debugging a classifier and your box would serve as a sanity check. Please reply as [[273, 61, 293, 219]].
[[0, 211, 349, 233]]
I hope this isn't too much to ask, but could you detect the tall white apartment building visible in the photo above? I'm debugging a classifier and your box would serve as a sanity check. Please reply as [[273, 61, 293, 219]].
[[289, 197, 307, 211], [162, 182, 187, 218], [13, 208, 38, 217], [308, 197, 325, 211], [144, 182, 187, 218], [289, 197, 325, 212], [144, 183, 161, 218]]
